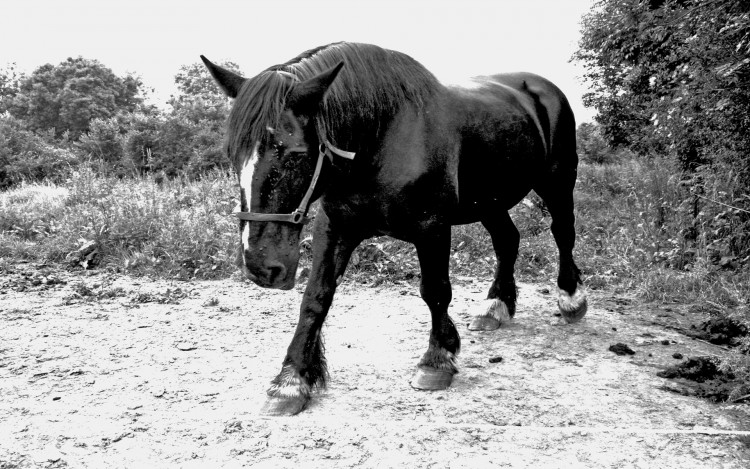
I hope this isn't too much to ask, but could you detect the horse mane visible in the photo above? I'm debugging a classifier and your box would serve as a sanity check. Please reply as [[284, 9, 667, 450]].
[[226, 42, 441, 165]]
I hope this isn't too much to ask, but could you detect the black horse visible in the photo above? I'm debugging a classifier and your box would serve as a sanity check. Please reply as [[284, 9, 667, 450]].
[[202, 42, 587, 415]]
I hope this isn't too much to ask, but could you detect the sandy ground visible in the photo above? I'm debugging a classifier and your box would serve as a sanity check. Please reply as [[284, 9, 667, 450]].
[[1, 262, 749, 468]]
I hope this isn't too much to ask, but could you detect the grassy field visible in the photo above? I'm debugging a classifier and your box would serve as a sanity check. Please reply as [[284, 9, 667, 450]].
[[1, 159, 748, 396]]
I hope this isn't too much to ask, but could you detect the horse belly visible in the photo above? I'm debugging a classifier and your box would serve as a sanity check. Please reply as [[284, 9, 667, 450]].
[[453, 148, 538, 224]]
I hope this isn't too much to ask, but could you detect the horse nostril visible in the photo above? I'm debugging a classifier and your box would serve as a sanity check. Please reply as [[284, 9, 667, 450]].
[[265, 261, 287, 284]]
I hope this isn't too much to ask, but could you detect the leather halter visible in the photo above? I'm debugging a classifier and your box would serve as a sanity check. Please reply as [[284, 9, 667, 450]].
[[234, 136, 355, 226]]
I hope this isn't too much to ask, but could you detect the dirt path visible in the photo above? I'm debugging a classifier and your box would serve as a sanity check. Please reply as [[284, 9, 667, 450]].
[[1, 263, 749, 468]]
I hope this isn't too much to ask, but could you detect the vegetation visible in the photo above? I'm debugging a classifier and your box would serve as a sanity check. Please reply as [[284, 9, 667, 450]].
[[0, 57, 237, 188], [1, 57, 144, 139], [1, 1, 748, 397], [573, 0, 750, 396]]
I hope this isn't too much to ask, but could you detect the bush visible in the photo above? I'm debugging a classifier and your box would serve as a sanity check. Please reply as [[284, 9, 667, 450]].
[[577, 122, 618, 165], [0, 115, 80, 189], [77, 116, 125, 170], [0, 165, 238, 278], [75, 111, 230, 178]]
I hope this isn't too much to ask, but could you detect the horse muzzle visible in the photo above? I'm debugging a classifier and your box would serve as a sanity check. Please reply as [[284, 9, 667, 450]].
[[242, 251, 298, 290]]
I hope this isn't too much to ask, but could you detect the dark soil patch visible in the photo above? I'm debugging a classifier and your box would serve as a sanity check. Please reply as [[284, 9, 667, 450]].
[[690, 317, 748, 347], [657, 356, 729, 383], [657, 356, 742, 402], [609, 343, 635, 355]]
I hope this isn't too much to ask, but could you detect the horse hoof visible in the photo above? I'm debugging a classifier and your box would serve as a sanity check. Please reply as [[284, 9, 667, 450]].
[[468, 316, 501, 331], [261, 395, 309, 416], [561, 297, 588, 324], [558, 286, 588, 324], [410, 367, 454, 390]]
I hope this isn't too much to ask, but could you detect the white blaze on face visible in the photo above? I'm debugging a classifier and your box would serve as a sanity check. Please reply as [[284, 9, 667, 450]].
[[239, 143, 260, 253]]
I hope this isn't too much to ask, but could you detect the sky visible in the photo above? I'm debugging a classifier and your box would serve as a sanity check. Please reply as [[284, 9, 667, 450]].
[[1, 0, 597, 122]]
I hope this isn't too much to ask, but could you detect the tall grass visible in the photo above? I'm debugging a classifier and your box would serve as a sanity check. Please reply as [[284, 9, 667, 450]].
[[2, 158, 746, 291], [0, 167, 239, 279]]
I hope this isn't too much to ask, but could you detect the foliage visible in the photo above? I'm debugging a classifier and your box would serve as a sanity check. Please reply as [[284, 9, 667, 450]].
[[574, 1, 750, 395], [168, 60, 240, 127], [0, 166, 238, 279], [72, 60, 240, 178], [77, 115, 125, 168], [0, 62, 24, 114], [0, 115, 80, 189], [3, 57, 144, 139], [173, 60, 242, 100], [575, 0, 750, 173], [577, 122, 622, 164]]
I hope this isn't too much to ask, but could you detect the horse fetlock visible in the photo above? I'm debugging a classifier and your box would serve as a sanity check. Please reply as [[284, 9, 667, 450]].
[[557, 284, 588, 323], [468, 298, 512, 331], [418, 347, 458, 374], [267, 366, 311, 399]]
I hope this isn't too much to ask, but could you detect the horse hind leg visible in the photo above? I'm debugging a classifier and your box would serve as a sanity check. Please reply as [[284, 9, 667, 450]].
[[535, 172, 587, 323], [468, 211, 519, 331]]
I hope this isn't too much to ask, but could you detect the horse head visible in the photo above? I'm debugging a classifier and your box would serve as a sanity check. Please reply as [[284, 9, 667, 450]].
[[202, 56, 344, 289]]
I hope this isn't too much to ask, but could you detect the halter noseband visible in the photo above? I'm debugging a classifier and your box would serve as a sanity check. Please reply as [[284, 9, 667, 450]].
[[234, 136, 355, 226]]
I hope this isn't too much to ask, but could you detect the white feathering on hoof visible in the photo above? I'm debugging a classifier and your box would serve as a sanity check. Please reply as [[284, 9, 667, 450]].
[[557, 285, 588, 323], [267, 367, 311, 399], [483, 298, 512, 324], [435, 350, 458, 373]]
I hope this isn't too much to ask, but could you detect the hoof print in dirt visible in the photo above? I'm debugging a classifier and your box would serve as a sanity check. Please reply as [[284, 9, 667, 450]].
[[608, 343, 635, 355], [261, 396, 309, 416]]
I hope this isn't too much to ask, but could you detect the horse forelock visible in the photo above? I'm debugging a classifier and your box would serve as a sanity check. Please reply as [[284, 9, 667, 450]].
[[227, 42, 442, 164], [226, 71, 293, 168]]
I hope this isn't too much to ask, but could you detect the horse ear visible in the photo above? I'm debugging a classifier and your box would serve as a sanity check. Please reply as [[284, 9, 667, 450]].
[[200, 55, 246, 98], [288, 62, 345, 112]]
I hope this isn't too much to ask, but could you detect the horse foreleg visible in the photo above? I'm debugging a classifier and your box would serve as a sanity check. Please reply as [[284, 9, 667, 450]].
[[263, 213, 360, 415], [410, 229, 461, 391]]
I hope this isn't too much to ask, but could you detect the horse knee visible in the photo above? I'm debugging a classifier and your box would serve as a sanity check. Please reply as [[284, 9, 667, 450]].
[[420, 278, 452, 310]]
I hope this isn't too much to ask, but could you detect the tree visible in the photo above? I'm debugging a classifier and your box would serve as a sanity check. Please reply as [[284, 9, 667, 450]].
[[0, 63, 24, 114], [577, 122, 616, 164], [0, 114, 79, 188], [574, 0, 750, 264], [163, 60, 243, 174], [168, 60, 242, 127], [6, 57, 144, 139], [574, 0, 750, 172]]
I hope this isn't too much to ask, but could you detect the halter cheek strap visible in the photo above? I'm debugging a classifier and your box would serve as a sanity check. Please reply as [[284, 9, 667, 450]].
[[234, 137, 355, 225]]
